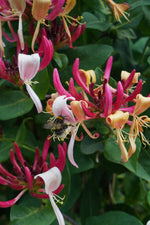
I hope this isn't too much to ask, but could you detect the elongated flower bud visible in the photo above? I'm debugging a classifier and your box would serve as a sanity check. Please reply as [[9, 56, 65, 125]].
[[32, 0, 51, 21]]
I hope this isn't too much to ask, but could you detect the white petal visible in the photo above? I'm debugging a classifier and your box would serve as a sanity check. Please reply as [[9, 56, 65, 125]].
[[18, 53, 40, 81], [146, 221, 150, 225], [26, 84, 43, 113], [34, 167, 62, 194], [49, 194, 65, 225], [67, 127, 79, 168], [52, 95, 76, 123]]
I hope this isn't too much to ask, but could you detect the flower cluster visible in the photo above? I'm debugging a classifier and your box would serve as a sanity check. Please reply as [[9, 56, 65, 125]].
[[0, 0, 84, 113], [0, 135, 67, 225], [46, 56, 150, 164], [0, 0, 149, 224]]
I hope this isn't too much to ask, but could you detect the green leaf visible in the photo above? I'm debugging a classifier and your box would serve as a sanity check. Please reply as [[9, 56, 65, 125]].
[[116, 29, 137, 40], [61, 44, 113, 70], [82, 12, 111, 31], [86, 211, 143, 225], [63, 174, 82, 212], [0, 90, 33, 120], [15, 118, 32, 145], [10, 205, 56, 225], [80, 177, 101, 225], [80, 134, 104, 155], [147, 190, 150, 206], [104, 135, 150, 182], [53, 52, 68, 69]]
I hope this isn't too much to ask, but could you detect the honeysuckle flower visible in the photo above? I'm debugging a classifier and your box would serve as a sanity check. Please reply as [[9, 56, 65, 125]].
[[106, 110, 129, 162], [121, 70, 140, 91], [0, 136, 67, 210], [8, 0, 26, 50], [58, 0, 84, 46], [18, 53, 43, 113], [31, 0, 65, 51], [105, 0, 130, 23], [31, 0, 51, 51], [47, 93, 99, 167], [43, 18, 85, 49], [35, 167, 65, 225], [51, 95, 79, 167], [128, 94, 150, 158]]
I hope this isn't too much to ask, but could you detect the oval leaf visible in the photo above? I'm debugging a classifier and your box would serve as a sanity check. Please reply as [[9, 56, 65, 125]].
[[0, 90, 33, 120]]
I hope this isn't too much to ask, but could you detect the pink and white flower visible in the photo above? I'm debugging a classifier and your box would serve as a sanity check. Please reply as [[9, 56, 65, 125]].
[[0, 136, 67, 225], [18, 53, 43, 113]]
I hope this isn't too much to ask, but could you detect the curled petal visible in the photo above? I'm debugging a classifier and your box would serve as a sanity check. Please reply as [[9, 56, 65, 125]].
[[26, 84, 43, 113], [67, 127, 79, 168], [8, 0, 26, 13], [106, 111, 129, 129], [18, 53, 40, 81], [116, 129, 128, 162], [52, 95, 76, 123], [70, 100, 85, 121], [128, 117, 137, 158], [34, 167, 62, 193], [133, 94, 150, 115]]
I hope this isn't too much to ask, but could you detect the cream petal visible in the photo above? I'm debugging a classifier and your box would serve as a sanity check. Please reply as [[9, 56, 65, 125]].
[[49, 194, 65, 225], [34, 167, 62, 194], [67, 127, 79, 168], [26, 84, 43, 113], [35, 167, 65, 225], [18, 53, 40, 81], [52, 95, 76, 123]]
